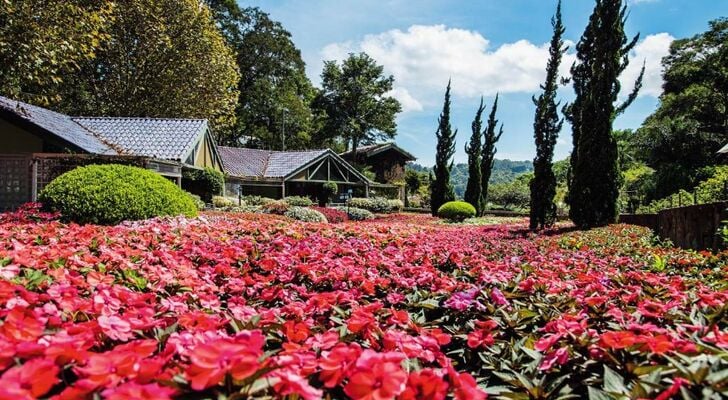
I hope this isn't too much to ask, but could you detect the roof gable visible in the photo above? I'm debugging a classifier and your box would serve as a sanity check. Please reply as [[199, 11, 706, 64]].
[[340, 142, 416, 161], [73, 117, 208, 161], [0, 96, 116, 155]]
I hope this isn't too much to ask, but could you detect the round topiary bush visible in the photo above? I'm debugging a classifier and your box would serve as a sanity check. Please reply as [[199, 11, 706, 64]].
[[39, 164, 198, 225], [337, 206, 375, 221], [182, 167, 224, 202], [284, 206, 327, 223], [437, 201, 476, 222]]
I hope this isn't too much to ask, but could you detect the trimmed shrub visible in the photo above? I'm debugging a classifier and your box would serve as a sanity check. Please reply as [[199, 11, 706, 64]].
[[284, 206, 327, 223], [284, 196, 314, 207], [347, 197, 397, 213], [322, 181, 338, 203], [261, 200, 289, 215], [212, 195, 235, 208], [182, 167, 224, 202], [388, 199, 404, 212], [311, 206, 348, 223], [187, 193, 205, 211], [337, 206, 375, 221], [39, 164, 197, 225], [437, 201, 476, 222], [241, 195, 276, 206]]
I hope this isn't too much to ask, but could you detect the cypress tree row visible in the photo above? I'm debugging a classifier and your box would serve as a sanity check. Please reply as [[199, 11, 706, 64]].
[[480, 94, 503, 213], [530, 0, 567, 230], [566, 0, 644, 228], [464, 97, 485, 214], [431, 80, 457, 216]]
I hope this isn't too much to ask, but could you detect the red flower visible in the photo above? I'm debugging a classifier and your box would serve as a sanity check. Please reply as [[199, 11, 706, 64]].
[[447, 367, 487, 400], [319, 343, 362, 388], [0, 358, 59, 398], [600, 331, 639, 350], [343, 350, 407, 400], [399, 369, 449, 400], [186, 331, 265, 390], [1, 307, 44, 342], [467, 320, 498, 349], [101, 382, 176, 400], [539, 347, 569, 370]]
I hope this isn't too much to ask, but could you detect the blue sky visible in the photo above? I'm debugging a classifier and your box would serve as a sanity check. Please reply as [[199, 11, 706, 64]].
[[246, 0, 726, 166]]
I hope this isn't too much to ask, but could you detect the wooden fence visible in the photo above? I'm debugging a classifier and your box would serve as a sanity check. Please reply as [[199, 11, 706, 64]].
[[620, 201, 727, 251]]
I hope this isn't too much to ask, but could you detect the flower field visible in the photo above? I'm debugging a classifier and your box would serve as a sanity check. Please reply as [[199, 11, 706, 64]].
[[0, 205, 727, 399]]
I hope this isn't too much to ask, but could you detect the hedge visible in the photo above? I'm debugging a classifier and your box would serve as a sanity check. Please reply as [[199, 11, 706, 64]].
[[39, 164, 197, 225]]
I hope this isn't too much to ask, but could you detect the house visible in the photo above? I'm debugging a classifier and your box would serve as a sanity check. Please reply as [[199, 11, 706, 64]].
[[0, 96, 223, 210], [340, 142, 416, 183], [219, 146, 371, 202]]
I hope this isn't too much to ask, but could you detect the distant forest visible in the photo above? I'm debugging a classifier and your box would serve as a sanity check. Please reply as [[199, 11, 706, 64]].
[[408, 159, 533, 198]]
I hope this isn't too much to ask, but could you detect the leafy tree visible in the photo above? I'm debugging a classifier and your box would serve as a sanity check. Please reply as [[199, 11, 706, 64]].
[[464, 98, 485, 215], [314, 53, 401, 158], [0, 1, 112, 105], [632, 18, 727, 199], [530, 1, 567, 230], [565, 0, 644, 228], [404, 169, 423, 207], [205, 1, 316, 148], [431, 81, 457, 216], [58, 0, 239, 133], [481, 94, 504, 214], [489, 173, 533, 211]]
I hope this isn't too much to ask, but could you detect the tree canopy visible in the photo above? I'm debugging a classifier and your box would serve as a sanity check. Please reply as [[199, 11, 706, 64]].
[[314, 53, 401, 156], [431, 81, 457, 216], [463, 98, 485, 215]]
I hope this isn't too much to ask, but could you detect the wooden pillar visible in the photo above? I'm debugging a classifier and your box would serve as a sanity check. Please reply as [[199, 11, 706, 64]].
[[281, 181, 286, 198], [30, 158, 38, 201]]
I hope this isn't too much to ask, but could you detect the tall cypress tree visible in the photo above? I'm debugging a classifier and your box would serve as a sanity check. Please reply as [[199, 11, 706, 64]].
[[464, 97, 485, 214], [481, 94, 503, 214], [431, 80, 457, 216], [566, 0, 644, 228], [530, 1, 567, 230]]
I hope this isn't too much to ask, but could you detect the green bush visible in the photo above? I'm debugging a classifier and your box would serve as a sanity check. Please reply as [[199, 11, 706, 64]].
[[637, 166, 728, 213], [284, 196, 314, 207], [347, 197, 397, 213], [39, 164, 197, 224], [437, 201, 476, 222], [284, 206, 327, 223], [388, 199, 404, 212], [322, 181, 338, 203], [241, 195, 276, 206], [187, 193, 205, 211], [337, 206, 375, 221], [182, 167, 224, 202], [212, 195, 235, 208]]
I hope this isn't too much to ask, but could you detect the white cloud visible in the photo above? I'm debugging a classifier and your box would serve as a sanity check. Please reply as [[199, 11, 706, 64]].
[[387, 87, 423, 113], [321, 25, 671, 111], [620, 32, 674, 97]]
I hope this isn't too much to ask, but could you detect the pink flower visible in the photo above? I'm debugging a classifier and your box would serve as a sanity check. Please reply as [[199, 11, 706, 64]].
[[97, 315, 134, 342]]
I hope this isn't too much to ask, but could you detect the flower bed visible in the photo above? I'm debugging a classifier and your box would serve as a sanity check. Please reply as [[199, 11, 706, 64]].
[[0, 207, 726, 399]]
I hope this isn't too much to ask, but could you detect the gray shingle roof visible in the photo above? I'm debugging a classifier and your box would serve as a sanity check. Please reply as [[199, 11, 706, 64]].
[[0, 96, 116, 155], [73, 117, 207, 161], [340, 142, 416, 161], [219, 146, 328, 179]]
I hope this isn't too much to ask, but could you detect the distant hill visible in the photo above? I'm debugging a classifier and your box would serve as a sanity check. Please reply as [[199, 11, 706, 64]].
[[408, 159, 533, 198]]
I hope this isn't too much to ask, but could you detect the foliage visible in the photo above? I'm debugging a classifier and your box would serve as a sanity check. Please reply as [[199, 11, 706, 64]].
[[39, 164, 197, 224], [314, 52, 401, 154], [310, 206, 348, 223], [437, 201, 476, 222], [205, 2, 316, 148], [0, 211, 725, 399], [212, 195, 235, 209], [187, 193, 206, 211], [410, 160, 534, 199], [0, 1, 113, 105], [431, 81, 457, 216], [489, 173, 533, 211], [637, 165, 728, 213], [337, 206, 375, 221], [261, 200, 289, 215], [530, 1, 566, 230], [632, 18, 727, 198], [182, 168, 225, 203], [404, 169, 423, 207], [283, 196, 314, 207], [347, 197, 397, 213], [321, 182, 338, 203], [55, 0, 239, 133], [566, 0, 644, 228], [481, 94, 504, 211], [241, 195, 276, 206], [284, 206, 327, 223], [464, 98, 485, 215]]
